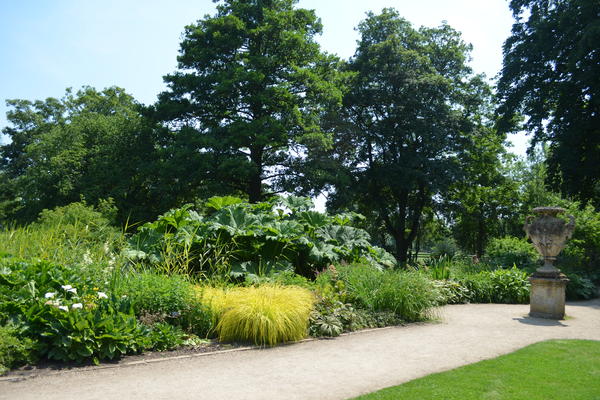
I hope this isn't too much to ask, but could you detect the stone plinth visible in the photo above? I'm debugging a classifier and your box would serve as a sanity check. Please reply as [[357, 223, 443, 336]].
[[529, 274, 569, 319]]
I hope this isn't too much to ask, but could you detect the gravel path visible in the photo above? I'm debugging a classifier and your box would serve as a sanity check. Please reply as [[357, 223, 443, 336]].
[[2, 300, 599, 400]]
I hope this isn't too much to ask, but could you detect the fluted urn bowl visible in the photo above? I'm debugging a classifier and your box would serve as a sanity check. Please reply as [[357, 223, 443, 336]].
[[524, 207, 575, 276]]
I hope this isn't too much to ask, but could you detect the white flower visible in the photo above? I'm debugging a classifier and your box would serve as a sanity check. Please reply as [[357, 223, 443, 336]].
[[71, 303, 83, 309], [67, 288, 77, 294], [45, 300, 60, 306], [61, 285, 73, 290], [97, 292, 108, 299], [44, 292, 56, 299], [58, 306, 69, 312]]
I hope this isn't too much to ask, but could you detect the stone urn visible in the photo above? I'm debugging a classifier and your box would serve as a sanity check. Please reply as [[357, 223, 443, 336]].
[[524, 207, 575, 277], [524, 207, 575, 319]]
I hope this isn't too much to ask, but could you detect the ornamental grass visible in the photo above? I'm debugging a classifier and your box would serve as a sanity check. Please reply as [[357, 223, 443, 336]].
[[199, 285, 314, 346]]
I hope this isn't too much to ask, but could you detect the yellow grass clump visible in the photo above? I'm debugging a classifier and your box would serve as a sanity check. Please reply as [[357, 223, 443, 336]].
[[198, 285, 315, 346]]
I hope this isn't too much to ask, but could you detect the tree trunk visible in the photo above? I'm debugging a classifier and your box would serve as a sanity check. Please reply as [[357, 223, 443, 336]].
[[248, 146, 263, 203], [475, 207, 486, 258]]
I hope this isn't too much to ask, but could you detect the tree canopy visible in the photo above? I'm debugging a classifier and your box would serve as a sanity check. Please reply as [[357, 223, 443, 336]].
[[0, 87, 160, 223], [497, 0, 600, 207], [318, 9, 500, 263], [155, 0, 342, 203]]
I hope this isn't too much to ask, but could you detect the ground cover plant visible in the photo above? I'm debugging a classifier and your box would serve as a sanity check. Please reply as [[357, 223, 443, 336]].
[[353, 340, 600, 400]]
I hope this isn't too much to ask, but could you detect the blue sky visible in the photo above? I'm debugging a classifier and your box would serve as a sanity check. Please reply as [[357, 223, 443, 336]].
[[0, 0, 527, 153]]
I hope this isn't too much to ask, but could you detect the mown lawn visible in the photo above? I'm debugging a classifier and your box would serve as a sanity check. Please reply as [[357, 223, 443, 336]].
[[354, 340, 600, 400]]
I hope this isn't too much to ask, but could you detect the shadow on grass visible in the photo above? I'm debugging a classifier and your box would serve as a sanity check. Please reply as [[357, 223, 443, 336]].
[[513, 316, 568, 327]]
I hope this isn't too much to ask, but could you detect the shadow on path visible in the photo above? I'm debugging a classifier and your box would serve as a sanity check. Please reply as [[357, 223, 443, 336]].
[[513, 316, 568, 327]]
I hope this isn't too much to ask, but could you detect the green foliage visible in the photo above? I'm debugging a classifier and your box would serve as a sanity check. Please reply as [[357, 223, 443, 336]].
[[453, 267, 530, 304], [564, 272, 597, 301], [146, 322, 186, 351], [487, 268, 530, 304], [430, 239, 459, 260], [484, 237, 538, 270], [432, 280, 471, 305], [0, 258, 150, 365], [213, 285, 315, 346], [114, 272, 214, 336], [557, 202, 600, 281], [0, 201, 123, 267], [428, 256, 452, 280], [127, 197, 395, 279], [331, 264, 439, 322], [308, 272, 400, 337], [321, 9, 496, 264], [0, 87, 162, 224], [0, 324, 36, 375], [156, 0, 342, 202], [498, 0, 600, 207]]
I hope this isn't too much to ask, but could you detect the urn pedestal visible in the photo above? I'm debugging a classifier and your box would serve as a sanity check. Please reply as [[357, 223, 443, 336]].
[[524, 207, 575, 320], [529, 274, 569, 319]]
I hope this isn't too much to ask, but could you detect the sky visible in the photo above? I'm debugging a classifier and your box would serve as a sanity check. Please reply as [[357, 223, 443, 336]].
[[0, 0, 528, 154]]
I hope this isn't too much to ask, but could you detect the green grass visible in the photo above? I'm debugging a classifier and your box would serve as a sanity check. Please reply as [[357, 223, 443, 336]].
[[354, 340, 600, 400]]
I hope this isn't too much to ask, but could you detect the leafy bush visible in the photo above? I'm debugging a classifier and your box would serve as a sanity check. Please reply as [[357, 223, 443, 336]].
[[484, 237, 538, 270], [114, 272, 215, 337], [450, 267, 530, 304], [29, 295, 149, 364], [0, 258, 149, 365], [209, 285, 315, 346], [432, 280, 471, 305], [332, 264, 439, 322], [0, 324, 36, 375], [557, 202, 600, 282], [126, 196, 396, 280], [146, 322, 186, 351], [487, 267, 530, 303], [564, 272, 597, 301], [308, 277, 399, 337]]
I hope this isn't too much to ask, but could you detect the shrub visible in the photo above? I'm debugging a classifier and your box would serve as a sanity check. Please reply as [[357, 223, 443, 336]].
[[335, 264, 439, 322], [0, 324, 36, 375], [0, 258, 150, 365], [28, 295, 149, 364], [557, 202, 600, 282], [212, 285, 315, 346], [487, 267, 530, 303], [432, 280, 471, 305], [308, 279, 400, 337], [564, 272, 597, 300], [484, 237, 538, 270], [456, 273, 495, 303], [453, 267, 530, 304], [115, 272, 214, 336], [146, 322, 186, 351]]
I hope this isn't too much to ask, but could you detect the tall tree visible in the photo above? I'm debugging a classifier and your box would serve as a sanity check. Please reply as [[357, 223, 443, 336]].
[[497, 0, 600, 207], [156, 0, 341, 203], [325, 10, 498, 264], [0, 87, 161, 224]]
